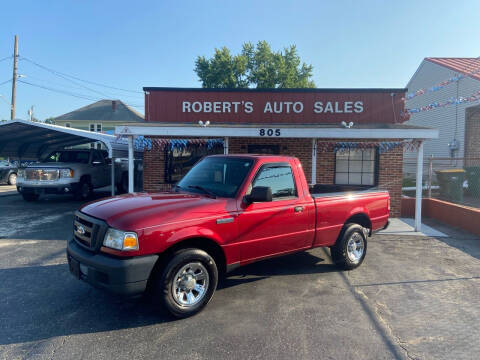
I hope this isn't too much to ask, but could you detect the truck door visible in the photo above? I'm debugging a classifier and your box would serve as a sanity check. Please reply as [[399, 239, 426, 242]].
[[236, 162, 312, 262]]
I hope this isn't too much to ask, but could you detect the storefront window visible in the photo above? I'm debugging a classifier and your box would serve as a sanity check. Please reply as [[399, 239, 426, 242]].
[[165, 146, 223, 184], [335, 148, 378, 186]]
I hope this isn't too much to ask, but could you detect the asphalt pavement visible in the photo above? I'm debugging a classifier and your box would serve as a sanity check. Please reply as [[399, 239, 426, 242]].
[[0, 192, 479, 360]]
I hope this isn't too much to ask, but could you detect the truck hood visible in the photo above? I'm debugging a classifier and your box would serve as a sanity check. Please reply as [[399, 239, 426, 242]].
[[80, 192, 229, 231]]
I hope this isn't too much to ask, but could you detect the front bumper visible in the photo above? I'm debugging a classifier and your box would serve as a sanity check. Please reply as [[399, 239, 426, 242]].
[[66, 238, 158, 296], [17, 182, 80, 195]]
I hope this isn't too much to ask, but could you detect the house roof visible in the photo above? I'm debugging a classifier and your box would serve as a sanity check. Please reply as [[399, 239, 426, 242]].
[[54, 100, 144, 122], [426, 58, 480, 81]]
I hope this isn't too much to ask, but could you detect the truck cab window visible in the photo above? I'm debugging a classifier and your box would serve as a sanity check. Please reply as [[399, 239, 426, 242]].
[[250, 165, 297, 199]]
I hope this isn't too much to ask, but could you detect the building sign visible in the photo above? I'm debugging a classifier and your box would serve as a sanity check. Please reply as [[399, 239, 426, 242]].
[[181, 100, 364, 114], [145, 88, 406, 125]]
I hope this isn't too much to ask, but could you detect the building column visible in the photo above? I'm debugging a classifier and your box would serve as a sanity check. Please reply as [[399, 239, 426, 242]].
[[415, 140, 424, 231], [311, 139, 317, 185], [128, 135, 134, 193], [224, 137, 229, 155]]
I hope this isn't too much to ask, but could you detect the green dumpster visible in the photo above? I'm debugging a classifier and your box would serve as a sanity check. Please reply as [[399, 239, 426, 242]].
[[436, 169, 465, 202], [465, 167, 480, 197]]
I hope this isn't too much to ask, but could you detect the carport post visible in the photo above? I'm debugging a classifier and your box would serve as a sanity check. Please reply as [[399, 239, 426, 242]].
[[128, 135, 134, 193], [415, 141, 424, 232], [111, 155, 115, 196]]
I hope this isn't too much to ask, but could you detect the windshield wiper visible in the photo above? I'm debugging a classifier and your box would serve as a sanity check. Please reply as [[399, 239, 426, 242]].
[[173, 184, 182, 192], [187, 185, 217, 198]]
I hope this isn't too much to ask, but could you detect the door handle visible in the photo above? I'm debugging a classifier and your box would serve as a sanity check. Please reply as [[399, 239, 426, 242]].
[[294, 206, 304, 213]]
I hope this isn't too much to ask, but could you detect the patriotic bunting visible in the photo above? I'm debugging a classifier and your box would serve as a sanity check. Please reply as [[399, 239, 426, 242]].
[[317, 140, 421, 153], [133, 137, 224, 152]]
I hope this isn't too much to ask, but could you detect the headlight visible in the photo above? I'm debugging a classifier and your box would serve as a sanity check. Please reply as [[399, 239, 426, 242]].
[[60, 168, 74, 178], [103, 228, 138, 251], [18, 169, 25, 178]]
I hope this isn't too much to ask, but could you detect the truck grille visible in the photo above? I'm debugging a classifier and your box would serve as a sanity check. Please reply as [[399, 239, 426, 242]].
[[73, 211, 108, 252], [25, 169, 59, 181]]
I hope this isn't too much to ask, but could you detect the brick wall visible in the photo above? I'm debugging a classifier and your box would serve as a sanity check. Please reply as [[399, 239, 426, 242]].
[[143, 136, 403, 217], [378, 145, 403, 217], [465, 107, 480, 165]]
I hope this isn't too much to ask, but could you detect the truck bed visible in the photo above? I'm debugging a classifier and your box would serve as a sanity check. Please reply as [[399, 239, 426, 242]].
[[309, 184, 390, 247]]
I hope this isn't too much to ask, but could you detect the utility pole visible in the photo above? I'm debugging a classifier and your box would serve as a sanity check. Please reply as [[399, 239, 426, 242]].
[[11, 35, 18, 120]]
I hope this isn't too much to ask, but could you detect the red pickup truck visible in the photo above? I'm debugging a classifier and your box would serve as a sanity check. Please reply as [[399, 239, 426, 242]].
[[67, 155, 389, 317]]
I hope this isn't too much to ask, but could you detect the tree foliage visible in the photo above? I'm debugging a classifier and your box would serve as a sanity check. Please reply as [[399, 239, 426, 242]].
[[194, 41, 315, 88]]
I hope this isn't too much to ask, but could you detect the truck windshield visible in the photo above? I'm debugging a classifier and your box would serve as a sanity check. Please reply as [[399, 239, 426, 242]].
[[44, 151, 90, 164], [177, 157, 254, 198]]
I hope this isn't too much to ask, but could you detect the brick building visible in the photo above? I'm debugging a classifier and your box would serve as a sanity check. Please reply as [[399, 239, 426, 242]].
[[117, 88, 437, 218]]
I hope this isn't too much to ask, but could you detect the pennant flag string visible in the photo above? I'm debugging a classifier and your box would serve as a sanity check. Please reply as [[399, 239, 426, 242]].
[[406, 60, 480, 100], [405, 89, 480, 114]]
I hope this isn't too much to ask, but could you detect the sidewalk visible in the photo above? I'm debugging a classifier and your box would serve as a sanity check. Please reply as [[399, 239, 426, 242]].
[[0, 185, 18, 197]]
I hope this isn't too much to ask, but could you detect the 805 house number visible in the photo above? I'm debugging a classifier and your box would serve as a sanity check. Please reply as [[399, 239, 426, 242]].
[[259, 129, 281, 137]]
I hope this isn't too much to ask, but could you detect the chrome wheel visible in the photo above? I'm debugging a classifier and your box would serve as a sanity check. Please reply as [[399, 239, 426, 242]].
[[346, 232, 365, 264], [172, 262, 209, 307]]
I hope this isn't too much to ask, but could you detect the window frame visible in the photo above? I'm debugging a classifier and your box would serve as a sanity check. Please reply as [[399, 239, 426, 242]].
[[334, 147, 379, 187], [249, 162, 298, 201]]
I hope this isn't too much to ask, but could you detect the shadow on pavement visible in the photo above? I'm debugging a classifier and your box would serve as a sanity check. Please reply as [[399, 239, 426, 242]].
[[0, 251, 337, 345]]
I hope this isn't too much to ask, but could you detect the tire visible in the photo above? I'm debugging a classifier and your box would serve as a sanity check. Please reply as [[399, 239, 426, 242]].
[[8, 173, 17, 185], [152, 248, 218, 318], [74, 179, 93, 200], [330, 223, 367, 270], [22, 193, 39, 202]]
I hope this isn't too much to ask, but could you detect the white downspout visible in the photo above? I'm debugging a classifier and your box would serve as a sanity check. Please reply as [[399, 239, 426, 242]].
[[415, 141, 424, 232], [224, 137, 229, 155], [111, 155, 115, 196], [128, 135, 134, 193], [311, 139, 317, 185]]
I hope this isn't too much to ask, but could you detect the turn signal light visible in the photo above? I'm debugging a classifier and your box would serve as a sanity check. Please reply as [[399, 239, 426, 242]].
[[123, 235, 138, 250]]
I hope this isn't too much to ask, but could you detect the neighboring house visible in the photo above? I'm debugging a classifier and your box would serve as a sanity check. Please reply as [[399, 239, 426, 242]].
[[404, 58, 480, 175], [54, 100, 144, 148]]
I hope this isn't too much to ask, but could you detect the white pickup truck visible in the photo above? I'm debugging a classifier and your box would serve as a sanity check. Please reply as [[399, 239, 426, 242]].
[[16, 149, 129, 201]]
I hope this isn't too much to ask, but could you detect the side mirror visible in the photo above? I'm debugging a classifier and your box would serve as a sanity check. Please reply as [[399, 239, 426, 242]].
[[245, 186, 272, 204]]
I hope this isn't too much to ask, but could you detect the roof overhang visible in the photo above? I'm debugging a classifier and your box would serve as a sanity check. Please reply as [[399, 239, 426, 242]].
[[0, 119, 134, 160], [115, 123, 438, 140]]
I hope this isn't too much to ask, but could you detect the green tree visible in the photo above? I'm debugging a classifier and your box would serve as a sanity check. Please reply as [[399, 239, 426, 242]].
[[194, 41, 315, 88], [44, 117, 56, 124]]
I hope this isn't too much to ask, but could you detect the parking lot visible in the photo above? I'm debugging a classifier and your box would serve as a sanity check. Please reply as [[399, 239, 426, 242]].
[[0, 189, 479, 360]]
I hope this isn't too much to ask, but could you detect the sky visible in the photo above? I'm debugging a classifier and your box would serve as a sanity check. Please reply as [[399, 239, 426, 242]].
[[0, 0, 479, 121]]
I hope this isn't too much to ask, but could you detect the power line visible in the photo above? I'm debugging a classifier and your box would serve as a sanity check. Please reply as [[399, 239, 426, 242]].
[[23, 73, 144, 100], [0, 79, 12, 86], [18, 79, 144, 108], [19, 56, 111, 98], [0, 55, 12, 63], [20, 56, 143, 94], [18, 79, 100, 101]]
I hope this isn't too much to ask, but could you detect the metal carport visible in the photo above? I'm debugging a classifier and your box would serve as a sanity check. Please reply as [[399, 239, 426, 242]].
[[0, 119, 134, 196]]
